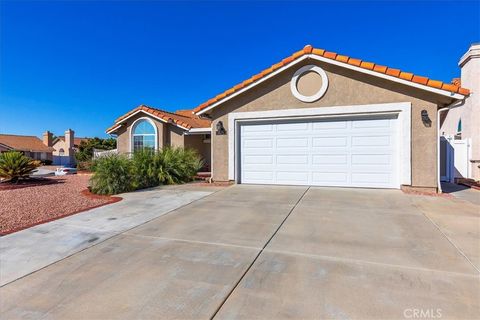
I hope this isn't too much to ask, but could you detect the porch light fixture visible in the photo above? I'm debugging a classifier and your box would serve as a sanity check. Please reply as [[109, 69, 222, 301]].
[[216, 121, 226, 135], [421, 109, 431, 127]]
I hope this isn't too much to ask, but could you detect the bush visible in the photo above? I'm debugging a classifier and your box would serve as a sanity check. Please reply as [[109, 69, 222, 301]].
[[155, 147, 203, 185], [89, 154, 134, 195], [41, 159, 53, 165], [0, 151, 41, 182], [131, 148, 159, 189], [88, 147, 203, 195]]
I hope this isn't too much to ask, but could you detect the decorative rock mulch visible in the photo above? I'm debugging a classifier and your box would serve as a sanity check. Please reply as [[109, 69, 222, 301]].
[[0, 175, 121, 235]]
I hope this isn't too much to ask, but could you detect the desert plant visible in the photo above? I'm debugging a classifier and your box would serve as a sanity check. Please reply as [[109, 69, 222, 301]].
[[0, 151, 41, 182], [131, 148, 159, 189], [89, 154, 133, 195], [154, 147, 203, 184]]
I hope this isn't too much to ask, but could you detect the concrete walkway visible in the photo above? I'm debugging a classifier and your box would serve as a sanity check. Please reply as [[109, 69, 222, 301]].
[[1, 185, 479, 319], [441, 182, 480, 205], [0, 184, 223, 286]]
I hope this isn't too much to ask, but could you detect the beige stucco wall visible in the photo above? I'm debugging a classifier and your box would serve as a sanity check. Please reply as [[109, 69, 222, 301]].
[[52, 140, 69, 156], [168, 126, 185, 148], [116, 113, 165, 154], [185, 135, 211, 168], [209, 59, 452, 189]]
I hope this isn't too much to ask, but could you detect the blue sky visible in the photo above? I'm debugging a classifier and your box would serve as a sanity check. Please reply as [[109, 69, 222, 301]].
[[1, 1, 479, 138]]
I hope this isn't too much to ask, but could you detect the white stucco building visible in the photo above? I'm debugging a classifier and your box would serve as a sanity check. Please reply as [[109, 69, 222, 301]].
[[440, 43, 480, 181]]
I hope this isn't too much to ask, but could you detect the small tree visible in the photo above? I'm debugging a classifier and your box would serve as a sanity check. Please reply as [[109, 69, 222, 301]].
[[0, 151, 41, 182], [75, 137, 116, 162]]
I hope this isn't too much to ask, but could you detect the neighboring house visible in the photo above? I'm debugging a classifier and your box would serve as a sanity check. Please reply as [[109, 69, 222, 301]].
[[192, 45, 471, 193], [440, 43, 479, 181], [42, 129, 89, 166], [0, 134, 55, 161], [106, 106, 212, 168]]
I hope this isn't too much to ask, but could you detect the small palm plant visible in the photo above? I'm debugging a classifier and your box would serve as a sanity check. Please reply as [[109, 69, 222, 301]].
[[89, 153, 134, 195], [0, 151, 41, 182]]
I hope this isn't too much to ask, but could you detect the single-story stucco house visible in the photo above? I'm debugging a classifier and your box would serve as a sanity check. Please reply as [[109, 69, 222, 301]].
[[0, 134, 55, 161], [106, 106, 212, 168], [191, 45, 472, 193], [43, 129, 90, 166]]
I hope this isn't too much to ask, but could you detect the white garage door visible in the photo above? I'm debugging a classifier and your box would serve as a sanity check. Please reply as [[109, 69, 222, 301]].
[[239, 116, 399, 188]]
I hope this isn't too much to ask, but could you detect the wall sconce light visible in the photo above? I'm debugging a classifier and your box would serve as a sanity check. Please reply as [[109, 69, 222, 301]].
[[216, 121, 226, 135], [421, 110, 432, 127]]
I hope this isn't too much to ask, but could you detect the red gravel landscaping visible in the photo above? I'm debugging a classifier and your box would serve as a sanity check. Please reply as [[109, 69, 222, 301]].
[[0, 175, 121, 235]]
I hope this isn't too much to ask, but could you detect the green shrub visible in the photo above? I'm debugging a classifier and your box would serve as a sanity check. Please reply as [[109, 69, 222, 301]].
[[131, 148, 159, 189], [89, 147, 203, 195], [155, 147, 203, 184], [0, 151, 41, 182], [89, 154, 133, 195]]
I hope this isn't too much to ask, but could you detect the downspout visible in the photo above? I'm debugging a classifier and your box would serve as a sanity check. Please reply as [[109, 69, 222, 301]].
[[437, 99, 465, 193]]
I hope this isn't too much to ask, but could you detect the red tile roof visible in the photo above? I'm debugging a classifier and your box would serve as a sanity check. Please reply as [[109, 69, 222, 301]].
[[106, 105, 211, 133], [193, 45, 470, 114], [0, 134, 55, 153]]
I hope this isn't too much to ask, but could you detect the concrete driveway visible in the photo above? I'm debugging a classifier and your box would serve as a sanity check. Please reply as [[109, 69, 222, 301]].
[[1, 185, 479, 319]]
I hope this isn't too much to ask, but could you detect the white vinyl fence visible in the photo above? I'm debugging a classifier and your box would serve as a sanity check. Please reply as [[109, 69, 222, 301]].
[[93, 148, 118, 159]]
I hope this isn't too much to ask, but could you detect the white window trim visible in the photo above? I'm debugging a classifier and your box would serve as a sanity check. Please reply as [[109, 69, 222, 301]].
[[227, 102, 411, 187], [129, 117, 159, 153], [290, 64, 329, 102]]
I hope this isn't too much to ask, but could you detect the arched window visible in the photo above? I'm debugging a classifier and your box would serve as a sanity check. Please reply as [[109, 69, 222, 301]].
[[59, 148, 65, 156], [132, 118, 156, 152], [457, 118, 462, 133]]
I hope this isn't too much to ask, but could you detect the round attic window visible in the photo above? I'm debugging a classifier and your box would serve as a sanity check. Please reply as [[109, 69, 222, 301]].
[[290, 65, 328, 102]]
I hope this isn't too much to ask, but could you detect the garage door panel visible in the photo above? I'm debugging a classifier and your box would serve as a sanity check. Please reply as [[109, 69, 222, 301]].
[[312, 172, 348, 183], [351, 154, 391, 165], [242, 171, 274, 183], [312, 154, 348, 165], [312, 137, 348, 147], [312, 121, 348, 130], [351, 135, 391, 147], [276, 155, 309, 165], [276, 171, 309, 183], [242, 124, 274, 133], [352, 119, 391, 128], [351, 172, 392, 184], [239, 116, 399, 188], [243, 138, 274, 148], [243, 155, 274, 165], [276, 122, 309, 131]]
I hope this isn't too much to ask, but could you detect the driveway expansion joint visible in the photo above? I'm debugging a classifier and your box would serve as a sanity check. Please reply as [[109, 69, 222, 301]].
[[123, 233, 262, 252], [412, 202, 480, 274], [262, 248, 480, 278], [209, 186, 311, 320]]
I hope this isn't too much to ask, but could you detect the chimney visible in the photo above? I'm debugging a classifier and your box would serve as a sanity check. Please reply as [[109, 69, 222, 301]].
[[65, 129, 75, 151], [459, 43, 480, 94], [43, 131, 53, 147]]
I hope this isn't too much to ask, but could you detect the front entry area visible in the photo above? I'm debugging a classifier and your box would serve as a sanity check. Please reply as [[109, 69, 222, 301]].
[[239, 115, 399, 188]]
